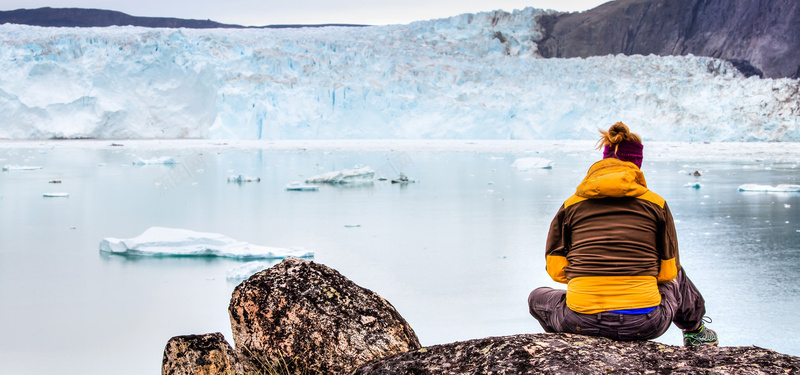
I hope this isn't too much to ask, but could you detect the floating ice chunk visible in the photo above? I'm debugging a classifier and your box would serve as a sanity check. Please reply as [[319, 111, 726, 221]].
[[285, 182, 318, 191], [226, 261, 271, 281], [786, 204, 792, 208], [684, 183, 703, 189], [737, 184, 800, 192], [305, 167, 374, 184], [132, 157, 178, 165], [99, 227, 314, 259], [43, 192, 69, 197], [3, 165, 43, 171], [391, 173, 415, 184], [511, 157, 554, 170], [228, 175, 261, 183]]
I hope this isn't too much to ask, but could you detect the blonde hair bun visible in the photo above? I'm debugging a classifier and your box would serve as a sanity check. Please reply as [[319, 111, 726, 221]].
[[597, 122, 641, 149]]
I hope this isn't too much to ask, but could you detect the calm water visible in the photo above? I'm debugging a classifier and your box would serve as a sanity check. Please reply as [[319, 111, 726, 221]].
[[0, 145, 798, 374]]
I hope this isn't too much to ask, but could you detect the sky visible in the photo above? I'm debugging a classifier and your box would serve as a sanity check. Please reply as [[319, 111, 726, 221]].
[[0, 0, 613, 26]]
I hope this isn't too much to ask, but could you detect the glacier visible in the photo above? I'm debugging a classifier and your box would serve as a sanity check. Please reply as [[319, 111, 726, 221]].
[[0, 7, 798, 142]]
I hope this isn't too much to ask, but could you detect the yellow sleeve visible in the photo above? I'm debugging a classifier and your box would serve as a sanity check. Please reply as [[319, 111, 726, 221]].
[[546, 255, 569, 284], [657, 258, 678, 283]]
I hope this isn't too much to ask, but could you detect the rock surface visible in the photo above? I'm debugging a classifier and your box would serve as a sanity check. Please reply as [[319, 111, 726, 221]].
[[162, 332, 242, 375], [537, 0, 800, 79], [165, 259, 799, 374], [353, 333, 800, 374], [228, 257, 421, 374]]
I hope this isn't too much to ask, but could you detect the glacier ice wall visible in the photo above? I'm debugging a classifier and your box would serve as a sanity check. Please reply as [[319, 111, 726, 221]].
[[0, 8, 797, 141]]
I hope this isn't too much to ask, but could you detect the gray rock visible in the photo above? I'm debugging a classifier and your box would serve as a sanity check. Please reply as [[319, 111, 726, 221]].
[[228, 257, 421, 374], [537, 0, 800, 79], [161, 332, 242, 375], [353, 333, 800, 374]]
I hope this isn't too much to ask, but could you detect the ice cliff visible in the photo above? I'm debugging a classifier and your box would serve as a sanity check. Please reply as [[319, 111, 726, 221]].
[[0, 8, 798, 141]]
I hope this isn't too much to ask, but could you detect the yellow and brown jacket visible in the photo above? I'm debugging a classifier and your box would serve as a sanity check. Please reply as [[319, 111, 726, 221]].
[[545, 158, 680, 314]]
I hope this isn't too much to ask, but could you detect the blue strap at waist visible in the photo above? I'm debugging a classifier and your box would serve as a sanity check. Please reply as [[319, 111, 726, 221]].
[[606, 306, 657, 314]]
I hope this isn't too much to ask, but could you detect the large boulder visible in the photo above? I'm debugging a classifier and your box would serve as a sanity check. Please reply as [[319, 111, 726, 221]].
[[353, 333, 800, 374], [536, 0, 800, 79], [228, 257, 421, 374], [161, 332, 242, 375]]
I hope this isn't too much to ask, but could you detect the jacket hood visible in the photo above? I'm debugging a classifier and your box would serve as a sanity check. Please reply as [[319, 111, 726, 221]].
[[575, 158, 649, 199]]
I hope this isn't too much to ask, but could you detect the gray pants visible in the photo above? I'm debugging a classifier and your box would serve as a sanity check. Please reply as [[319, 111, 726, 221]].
[[528, 269, 706, 340]]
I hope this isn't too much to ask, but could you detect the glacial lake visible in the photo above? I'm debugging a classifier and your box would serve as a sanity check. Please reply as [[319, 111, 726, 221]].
[[1, 141, 798, 375]]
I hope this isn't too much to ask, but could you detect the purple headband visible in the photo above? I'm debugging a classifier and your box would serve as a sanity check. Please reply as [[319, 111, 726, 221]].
[[603, 140, 643, 168]]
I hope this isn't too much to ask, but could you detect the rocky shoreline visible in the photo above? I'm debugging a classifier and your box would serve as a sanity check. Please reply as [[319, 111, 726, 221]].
[[162, 258, 800, 374]]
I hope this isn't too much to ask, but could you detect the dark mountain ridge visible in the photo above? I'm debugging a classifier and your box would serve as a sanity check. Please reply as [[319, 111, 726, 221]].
[[537, 0, 800, 79], [0, 7, 366, 29]]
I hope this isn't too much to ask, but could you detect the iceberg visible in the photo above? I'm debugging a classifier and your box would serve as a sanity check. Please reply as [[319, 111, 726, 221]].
[[737, 184, 800, 192], [99, 227, 314, 259], [305, 167, 375, 184], [132, 157, 178, 165], [285, 182, 319, 191], [228, 175, 261, 183], [390, 173, 416, 184], [511, 157, 554, 170], [43, 192, 69, 197], [3, 165, 43, 171], [226, 261, 271, 281]]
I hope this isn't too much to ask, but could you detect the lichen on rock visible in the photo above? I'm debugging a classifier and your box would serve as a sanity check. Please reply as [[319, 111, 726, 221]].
[[352, 333, 800, 374], [161, 332, 242, 375], [228, 257, 421, 374]]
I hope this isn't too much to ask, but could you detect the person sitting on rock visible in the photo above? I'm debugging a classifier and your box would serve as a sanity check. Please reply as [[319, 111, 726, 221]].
[[527, 122, 718, 347]]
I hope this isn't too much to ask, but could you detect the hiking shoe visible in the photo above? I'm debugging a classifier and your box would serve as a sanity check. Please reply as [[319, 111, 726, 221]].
[[683, 317, 718, 347]]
